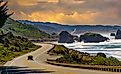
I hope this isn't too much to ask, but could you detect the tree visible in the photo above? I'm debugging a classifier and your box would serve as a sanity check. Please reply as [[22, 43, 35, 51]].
[[0, 0, 13, 28], [97, 52, 106, 58], [106, 56, 121, 66]]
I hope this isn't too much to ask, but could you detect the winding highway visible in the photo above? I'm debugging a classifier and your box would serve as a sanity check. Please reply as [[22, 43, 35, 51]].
[[3, 43, 121, 74]]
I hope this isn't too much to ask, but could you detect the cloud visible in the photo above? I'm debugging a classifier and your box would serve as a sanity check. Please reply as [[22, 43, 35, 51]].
[[17, 0, 38, 6], [38, 0, 59, 3], [58, 0, 85, 4], [59, 11, 100, 24], [6, 0, 38, 6], [17, 11, 99, 25], [5, 0, 121, 25]]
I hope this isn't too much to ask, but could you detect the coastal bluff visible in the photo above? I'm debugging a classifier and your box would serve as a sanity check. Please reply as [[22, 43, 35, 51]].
[[58, 31, 74, 43], [115, 29, 121, 39]]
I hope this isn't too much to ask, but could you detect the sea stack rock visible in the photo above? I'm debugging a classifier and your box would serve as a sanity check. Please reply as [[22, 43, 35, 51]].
[[115, 29, 121, 39], [73, 35, 79, 41], [58, 31, 74, 43], [80, 33, 109, 43], [110, 33, 115, 36]]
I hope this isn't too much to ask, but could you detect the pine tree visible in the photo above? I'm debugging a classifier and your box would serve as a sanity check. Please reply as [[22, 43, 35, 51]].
[[0, 0, 13, 28]]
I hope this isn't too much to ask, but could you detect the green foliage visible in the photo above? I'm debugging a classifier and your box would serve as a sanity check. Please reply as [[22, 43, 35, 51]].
[[2, 18, 50, 39], [81, 56, 92, 64], [48, 45, 69, 55], [105, 57, 121, 66], [97, 52, 106, 58], [91, 56, 121, 66], [0, 0, 13, 28], [0, 32, 40, 64], [50, 45, 121, 66], [91, 56, 106, 65]]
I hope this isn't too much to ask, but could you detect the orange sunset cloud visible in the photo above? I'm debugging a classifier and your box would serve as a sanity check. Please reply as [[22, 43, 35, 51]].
[[18, 11, 99, 24], [5, 0, 121, 25]]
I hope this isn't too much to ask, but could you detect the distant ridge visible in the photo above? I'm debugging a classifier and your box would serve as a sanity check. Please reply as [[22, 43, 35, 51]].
[[18, 20, 121, 34], [18, 20, 120, 26], [1, 18, 50, 39]]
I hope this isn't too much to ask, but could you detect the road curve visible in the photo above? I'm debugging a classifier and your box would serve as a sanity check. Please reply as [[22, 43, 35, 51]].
[[4, 43, 121, 74]]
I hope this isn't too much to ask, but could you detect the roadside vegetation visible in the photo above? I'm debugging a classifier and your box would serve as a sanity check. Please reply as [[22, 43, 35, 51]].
[[0, 32, 40, 65], [2, 18, 50, 39], [48, 45, 121, 66]]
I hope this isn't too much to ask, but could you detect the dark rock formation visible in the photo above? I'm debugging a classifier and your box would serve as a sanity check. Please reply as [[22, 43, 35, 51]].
[[80, 33, 109, 43], [73, 35, 79, 41], [115, 29, 121, 39], [58, 31, 74, 43], [110, 33, 115, 36]]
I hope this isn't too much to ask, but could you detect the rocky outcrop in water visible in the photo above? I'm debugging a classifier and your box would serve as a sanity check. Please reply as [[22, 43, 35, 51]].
[[73, 35, 79, 41], [80, 33, 109, 43], [115, 30, 121, 39], [110, 33, 115, 36], [58, 31, 74, 43]]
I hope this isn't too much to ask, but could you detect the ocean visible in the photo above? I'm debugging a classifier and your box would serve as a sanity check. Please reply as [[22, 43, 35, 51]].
[[52, 33, 121, 61]]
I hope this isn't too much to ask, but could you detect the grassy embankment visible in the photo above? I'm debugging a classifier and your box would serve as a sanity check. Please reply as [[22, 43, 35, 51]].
[[2, 18, 50, 39], [0, 32, 40, 65], [48, 45, 121, 66]]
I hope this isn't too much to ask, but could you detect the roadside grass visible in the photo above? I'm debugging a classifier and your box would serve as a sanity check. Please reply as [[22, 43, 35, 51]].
[[48, 45, 121, 66], [0, 44, 41, 65]]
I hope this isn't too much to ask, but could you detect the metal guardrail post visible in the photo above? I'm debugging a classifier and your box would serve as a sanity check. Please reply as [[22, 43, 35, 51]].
[[104, 68, 106, 71], [112, 68, 113, 72], [111, 68, 113, 72], [120, 69, 121, 72], [117, 69, 119, 72], [102, 68, 104, 71], [114, 69, 116, 72]]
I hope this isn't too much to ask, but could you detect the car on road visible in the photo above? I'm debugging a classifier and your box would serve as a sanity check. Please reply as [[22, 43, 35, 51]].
[[27, 55, 33, 60]]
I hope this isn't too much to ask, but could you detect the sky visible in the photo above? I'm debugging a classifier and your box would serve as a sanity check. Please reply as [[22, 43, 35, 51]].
[[4, 0, 121, 25]]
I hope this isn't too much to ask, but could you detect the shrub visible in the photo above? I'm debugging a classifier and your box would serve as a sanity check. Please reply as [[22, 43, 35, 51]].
[[105, 56, 121, 66], [91, 56, 106, 65], [97, 52, 106, 58]]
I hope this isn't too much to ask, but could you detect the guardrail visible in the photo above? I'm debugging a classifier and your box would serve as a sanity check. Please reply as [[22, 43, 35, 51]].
[[46, 60, 121, 72]]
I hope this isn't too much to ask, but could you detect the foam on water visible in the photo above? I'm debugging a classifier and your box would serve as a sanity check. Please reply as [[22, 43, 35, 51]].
[[52, 34, 121, 61]]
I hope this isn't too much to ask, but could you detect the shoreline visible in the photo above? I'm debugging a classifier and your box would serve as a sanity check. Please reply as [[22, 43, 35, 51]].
[[50, 40, 121, 61]]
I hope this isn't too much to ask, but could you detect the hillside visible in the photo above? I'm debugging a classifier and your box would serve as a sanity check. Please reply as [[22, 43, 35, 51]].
[[18, 20, 74, 34], [18, 20, 121, 34], [2, 18, 50, 39], [0, 32, 40, 64]]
